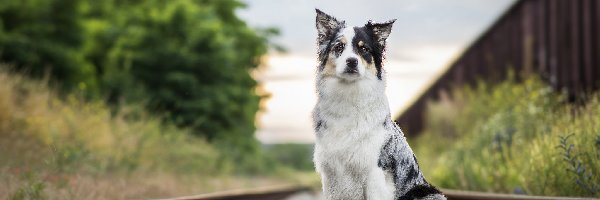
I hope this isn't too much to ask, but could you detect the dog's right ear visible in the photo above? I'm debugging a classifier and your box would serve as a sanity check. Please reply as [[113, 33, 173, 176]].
[[316, 9, 344, 45]]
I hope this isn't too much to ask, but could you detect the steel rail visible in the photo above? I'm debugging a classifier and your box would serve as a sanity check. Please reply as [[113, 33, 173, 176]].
[[161, 186, 599, 200]]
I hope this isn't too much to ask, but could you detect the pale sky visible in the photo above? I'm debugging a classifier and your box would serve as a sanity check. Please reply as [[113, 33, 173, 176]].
[[238, 0, 516, 143]]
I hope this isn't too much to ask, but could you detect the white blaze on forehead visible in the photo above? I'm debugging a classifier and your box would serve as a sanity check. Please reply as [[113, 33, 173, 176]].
[[339, 27, 355, 45], [337, 27, 355, 55]]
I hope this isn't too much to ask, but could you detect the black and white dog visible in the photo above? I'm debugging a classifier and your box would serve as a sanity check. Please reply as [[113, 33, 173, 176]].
[[312, 9, 446, 200]]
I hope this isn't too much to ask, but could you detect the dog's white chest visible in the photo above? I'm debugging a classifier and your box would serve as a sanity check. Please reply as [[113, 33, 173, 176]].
[[314, 123, 394, 200], [315, 123, 387, 161]]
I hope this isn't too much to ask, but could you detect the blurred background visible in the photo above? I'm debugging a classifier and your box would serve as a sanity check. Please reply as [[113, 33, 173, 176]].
[[0, 0, 598, 199], [243, 0, 515, 143]]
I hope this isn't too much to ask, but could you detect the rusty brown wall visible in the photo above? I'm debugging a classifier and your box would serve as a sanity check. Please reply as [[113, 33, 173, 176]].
[[397, 0, 600, 136]]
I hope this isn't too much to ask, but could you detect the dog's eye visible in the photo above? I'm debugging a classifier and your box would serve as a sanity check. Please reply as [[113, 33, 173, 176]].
[[360, 46, 370, 52], [334, 43, 345, 52]]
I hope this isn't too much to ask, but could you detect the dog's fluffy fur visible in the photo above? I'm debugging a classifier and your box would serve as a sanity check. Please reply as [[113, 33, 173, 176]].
[[312, 9, 446, 200]]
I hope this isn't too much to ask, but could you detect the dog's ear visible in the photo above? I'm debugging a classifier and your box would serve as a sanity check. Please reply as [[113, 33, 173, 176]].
[[316, 9, 344, 45], [367, 19, 396, 47]]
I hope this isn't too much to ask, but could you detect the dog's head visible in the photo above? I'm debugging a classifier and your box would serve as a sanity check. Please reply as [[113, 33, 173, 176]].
[[316, 9, 395, 83]]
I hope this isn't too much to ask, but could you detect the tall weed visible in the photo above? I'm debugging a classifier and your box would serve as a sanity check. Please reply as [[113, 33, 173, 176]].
[[412, 75, 599, 197], [0, 69, 246, 199]]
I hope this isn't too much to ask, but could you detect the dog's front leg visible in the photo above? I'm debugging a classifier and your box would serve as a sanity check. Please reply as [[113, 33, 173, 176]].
[[365, 168, 395, 200]]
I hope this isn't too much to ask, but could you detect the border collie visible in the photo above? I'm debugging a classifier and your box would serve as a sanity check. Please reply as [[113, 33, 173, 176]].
[[312, 9, 446, 200]]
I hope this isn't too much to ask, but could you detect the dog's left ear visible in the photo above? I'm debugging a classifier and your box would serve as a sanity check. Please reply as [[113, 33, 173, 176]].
[[367, 19, 396, 47]]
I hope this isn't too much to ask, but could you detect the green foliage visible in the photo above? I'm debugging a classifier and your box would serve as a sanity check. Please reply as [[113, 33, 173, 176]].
[[0, 71, 315, 198], [0, 0, 276, 162], [10, 172, 46, 200], [0, 70, 226, 176], [557, 134, 599, 195], [264, 144, 315, 172], [85, 0, 271, 163], [0, 0, 97, 93], [411, 75, 600, 197]]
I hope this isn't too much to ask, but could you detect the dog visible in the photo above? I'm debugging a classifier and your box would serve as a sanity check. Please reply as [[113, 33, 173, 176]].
[[312, 9, 446, 200]]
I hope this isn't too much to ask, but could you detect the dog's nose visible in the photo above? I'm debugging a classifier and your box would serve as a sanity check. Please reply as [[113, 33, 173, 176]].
[[346, 58, 358, 68], [345, 58, 358, 73]]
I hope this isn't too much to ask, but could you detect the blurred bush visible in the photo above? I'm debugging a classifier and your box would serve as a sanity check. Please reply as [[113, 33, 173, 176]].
[[263, 144, 315, 172], [0, 69, 234, 198], [0, 69, 319, 199], [411, 73, 600, 197], [0, 70, 225, 176], [0, 0, 278, 163]]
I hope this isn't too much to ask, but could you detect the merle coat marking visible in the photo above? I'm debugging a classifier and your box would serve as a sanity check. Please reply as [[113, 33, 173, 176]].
[[312, 9, 445, 200]]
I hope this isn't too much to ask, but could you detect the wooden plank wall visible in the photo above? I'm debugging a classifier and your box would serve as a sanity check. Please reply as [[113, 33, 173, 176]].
[[397, 0, 600, 136]]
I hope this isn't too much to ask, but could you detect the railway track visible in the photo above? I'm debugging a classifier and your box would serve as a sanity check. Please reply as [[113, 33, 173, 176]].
[[162, 185, 598, 200], [161, 185, 311, 200]]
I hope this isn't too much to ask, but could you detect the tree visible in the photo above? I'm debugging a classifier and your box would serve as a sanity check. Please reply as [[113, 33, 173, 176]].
[[88, 0, 273, 163], [0, 0, 97, 93], [0, 0, 276, 166]]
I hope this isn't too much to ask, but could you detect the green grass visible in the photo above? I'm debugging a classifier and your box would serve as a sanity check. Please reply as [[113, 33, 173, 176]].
[[411, 74, 600, 197], [0, 69, 318, 199]]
